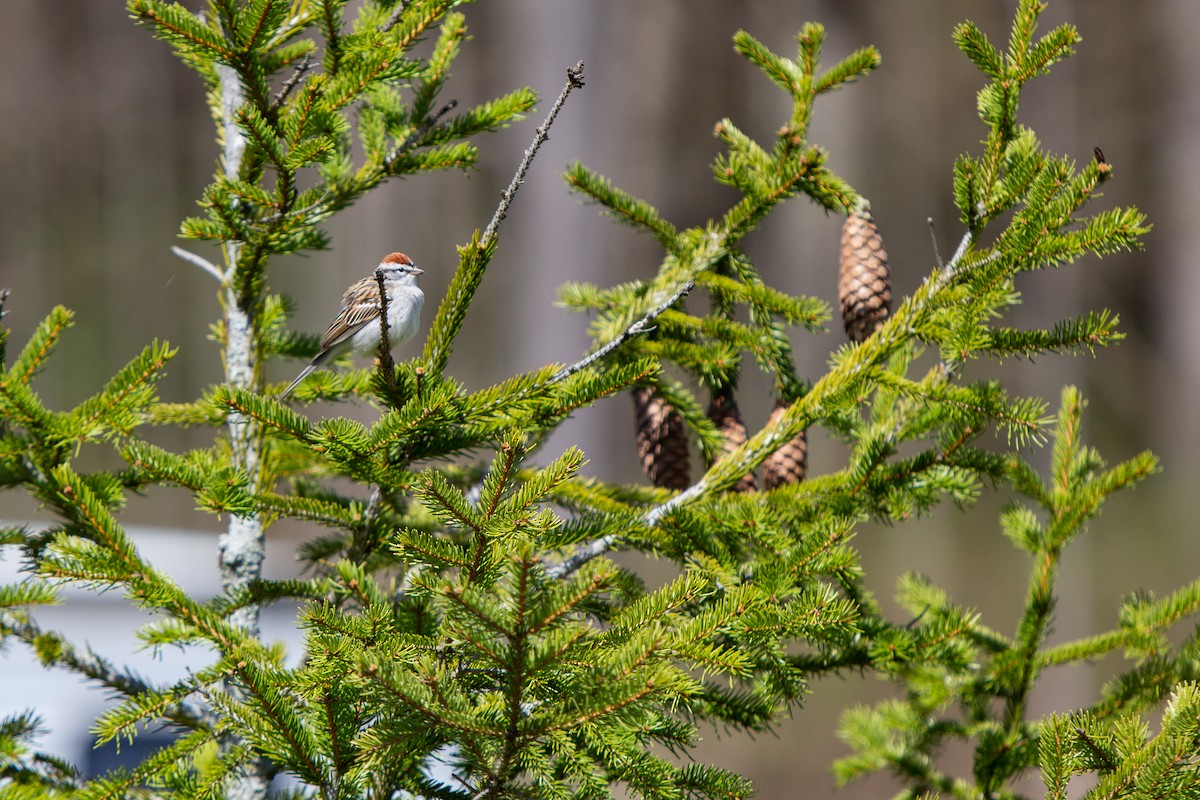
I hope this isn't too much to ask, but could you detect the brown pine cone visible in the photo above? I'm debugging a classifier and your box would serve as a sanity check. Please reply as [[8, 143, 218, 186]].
[[839, 202, 892, 343], [633, 386, 691, 490], [762, 399, 807, 489], [707, 387, 757, 493]]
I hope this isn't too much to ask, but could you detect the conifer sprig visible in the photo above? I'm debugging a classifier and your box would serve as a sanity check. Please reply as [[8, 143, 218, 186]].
[[835, 388, 1175, 797], [0, 710, 83, 794]]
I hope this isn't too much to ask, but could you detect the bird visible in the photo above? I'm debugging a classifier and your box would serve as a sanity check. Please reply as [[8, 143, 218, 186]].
[[280, 252, 425, 398]]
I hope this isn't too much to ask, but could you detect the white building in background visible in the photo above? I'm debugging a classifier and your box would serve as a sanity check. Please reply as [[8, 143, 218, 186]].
[[0, 523, 304, 775]]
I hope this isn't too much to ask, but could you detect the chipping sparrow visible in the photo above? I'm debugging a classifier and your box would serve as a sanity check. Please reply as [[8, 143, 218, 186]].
[[280, 252, 425, 398]]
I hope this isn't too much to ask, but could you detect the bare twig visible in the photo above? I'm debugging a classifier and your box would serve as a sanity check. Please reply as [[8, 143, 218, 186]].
[[374, 267, 397, 395], [482, 61, 585, 245], [381, 1, 409, 33], [946, 228, 974, 275], [171, 246, 225, 282], [271, 52, 312, 110], [551, 279, 694, 383], [419, 60, 587, 375], [927, 218, 944, 269], [545, 534, 615, 581], [545, 471, 709, 581], [0, 287, 9, 321]]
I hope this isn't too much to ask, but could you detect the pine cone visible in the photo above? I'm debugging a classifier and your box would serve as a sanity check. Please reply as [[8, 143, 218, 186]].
[[839, 202, 892, 343], [762, 399, 807, 489], [633, 386, 691, 490], [707, 387, 757, 493]]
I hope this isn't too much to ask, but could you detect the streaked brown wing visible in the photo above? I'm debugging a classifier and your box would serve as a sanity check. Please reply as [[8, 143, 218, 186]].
[[313, 276, 380, 353], [340, 275, 376, 306], [320, 300, 379, 351]]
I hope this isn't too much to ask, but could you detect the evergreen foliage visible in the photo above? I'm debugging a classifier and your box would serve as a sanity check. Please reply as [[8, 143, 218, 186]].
[[0, 1, 1191, 799]]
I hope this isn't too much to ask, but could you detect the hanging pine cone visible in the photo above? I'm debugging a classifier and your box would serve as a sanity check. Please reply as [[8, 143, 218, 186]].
[[839, 201, 892, 343], [707, 387, 757, 493], [633, 386, 691, 490], [762, 398, 807, 489]]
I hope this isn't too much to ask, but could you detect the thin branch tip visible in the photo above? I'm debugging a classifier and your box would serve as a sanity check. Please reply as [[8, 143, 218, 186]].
[[927, 218, 945, 269], [482, 60, 588, 244], [568, 60, 585, 87], [171, 246, 224, 282], [381, 1, 409, 33]]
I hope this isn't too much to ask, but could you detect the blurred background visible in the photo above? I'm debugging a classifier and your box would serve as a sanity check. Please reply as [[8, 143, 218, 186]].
[[1, 0, 1198, 796]]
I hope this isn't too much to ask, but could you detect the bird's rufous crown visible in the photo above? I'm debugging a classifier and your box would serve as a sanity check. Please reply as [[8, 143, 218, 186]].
[[380, 252, 414, 266]]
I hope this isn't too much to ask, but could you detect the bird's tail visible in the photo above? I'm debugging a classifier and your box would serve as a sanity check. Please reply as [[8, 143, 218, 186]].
[[279, 364, 318, 399]]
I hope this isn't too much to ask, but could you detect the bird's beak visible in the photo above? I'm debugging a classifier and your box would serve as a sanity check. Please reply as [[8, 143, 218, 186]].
[[409, 267, 424, 275]]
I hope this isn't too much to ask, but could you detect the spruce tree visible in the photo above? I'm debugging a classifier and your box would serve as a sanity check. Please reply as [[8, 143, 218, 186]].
[[2, 2, 1197, 799]]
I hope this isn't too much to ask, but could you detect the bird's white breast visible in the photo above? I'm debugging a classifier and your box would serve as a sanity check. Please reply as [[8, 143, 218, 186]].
[[387, 284, 424, 346]]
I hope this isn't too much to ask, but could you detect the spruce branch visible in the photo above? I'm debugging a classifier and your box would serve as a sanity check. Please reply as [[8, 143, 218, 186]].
[[352, 485, 387, 562], [549, 190, 1057, 581], [563, 163, 682, 254], [1074, 725, 1118, 772]]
